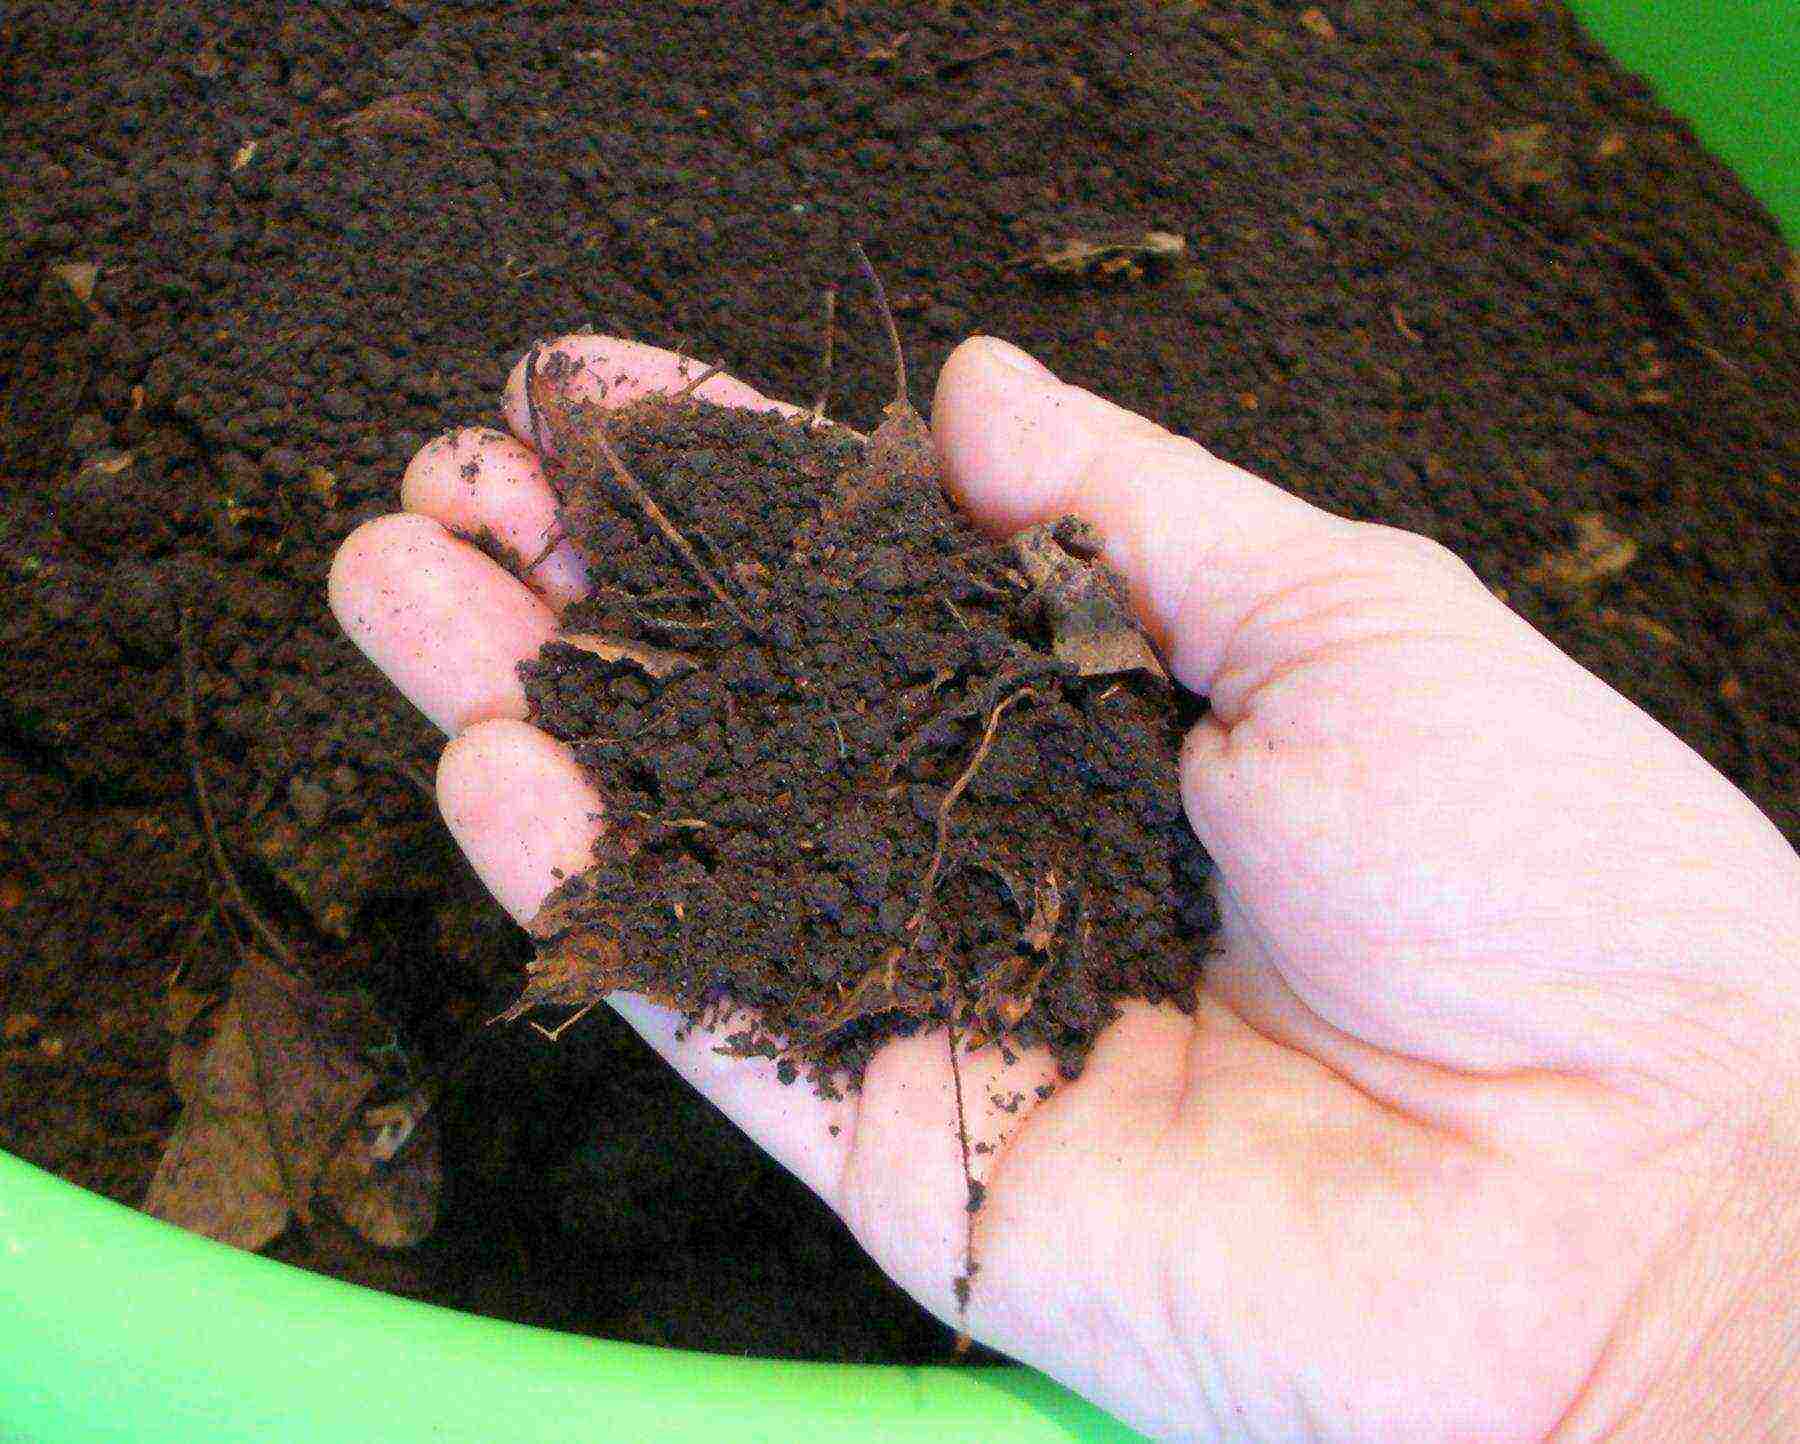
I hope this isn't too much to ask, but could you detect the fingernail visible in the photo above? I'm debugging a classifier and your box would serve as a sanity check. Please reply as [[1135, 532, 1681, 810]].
[[978, 336, 1056, 382]]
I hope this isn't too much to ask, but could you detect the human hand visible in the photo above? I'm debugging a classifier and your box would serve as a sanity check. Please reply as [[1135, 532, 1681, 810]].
[[330, 334, 1800, 1441]]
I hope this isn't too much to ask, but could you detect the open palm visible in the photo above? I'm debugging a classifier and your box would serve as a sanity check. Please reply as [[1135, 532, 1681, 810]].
[[331, 334, 1800, 1442]]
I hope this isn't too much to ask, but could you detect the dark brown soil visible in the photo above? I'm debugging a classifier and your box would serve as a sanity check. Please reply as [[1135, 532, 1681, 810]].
[[516, 387, 1213, 1085], [1, 0, 1795, 1364]]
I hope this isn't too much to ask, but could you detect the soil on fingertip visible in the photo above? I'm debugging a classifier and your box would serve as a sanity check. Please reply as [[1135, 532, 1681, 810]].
[[516, 387, 1215, 1086]]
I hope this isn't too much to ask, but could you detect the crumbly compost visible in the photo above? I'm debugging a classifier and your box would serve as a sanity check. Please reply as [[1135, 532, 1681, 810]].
[[518, 382, 1216, 1085]]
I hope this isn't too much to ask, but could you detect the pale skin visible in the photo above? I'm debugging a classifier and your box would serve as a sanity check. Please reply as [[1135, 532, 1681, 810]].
[[330, 334, 1800, 1442]]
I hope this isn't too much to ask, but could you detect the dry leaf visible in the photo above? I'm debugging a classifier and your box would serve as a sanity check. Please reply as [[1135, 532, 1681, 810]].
[[993, 962, 1051, 1030], [145, 996, 290, 1251], [1012, 518, 1166, 680], [50, 261, 99, 304], [804, 952, 922, 1038], [1526, 512, 1638, 592], [231, 955, 382, 1220], [334, 93, 440, 136], [1028, 231, 1187, 283], [306, 465, 339, 509], [1597, 608, 1680, 647], [146, 954, 440, 1251], [318, 1102, 439, 1248], [1023, 869, 1063, 954], [1299, 8, 1337, 40], [862, 31, 911, 63], [164, 985, 216, 1039], [558, 632, 697, 679], [1472, 123, 1564, 192], [231, 139, 259, 171]]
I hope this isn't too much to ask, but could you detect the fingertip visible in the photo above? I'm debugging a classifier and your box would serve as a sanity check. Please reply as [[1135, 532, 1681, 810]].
[[398, 426, 498, 511], [932, 335, 1082, 535], [436, 718, 604, 924], [400, 425, 588, 608], [500, 333, 794, 448], [328, 511, 435, 637], [944, 334, 1058, 386], [328, 510, 557, 735]]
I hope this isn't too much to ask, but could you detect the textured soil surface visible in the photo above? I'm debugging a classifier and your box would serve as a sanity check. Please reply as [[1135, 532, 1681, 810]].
[[517, 389, 1213, 1086], [1, 0, 1795, 1361]]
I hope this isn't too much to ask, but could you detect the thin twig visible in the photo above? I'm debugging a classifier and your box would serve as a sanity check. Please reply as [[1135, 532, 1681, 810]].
[[521, 526, 566, 576], [523, 344, 552, 457], [391, 758, 436, 803], [810, 284, 839, 427], [670, 361, 726, 404], [852, 242, 907, 405], [946, 1016, 978, 1338], [179, 608, 295, 967], [588, 424, 756, 631], [528, 1000, 599, 1042]]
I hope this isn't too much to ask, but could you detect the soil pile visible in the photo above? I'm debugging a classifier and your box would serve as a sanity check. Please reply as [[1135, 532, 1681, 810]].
[[516, 377, 1213, 1084], [1, 0, 1795, 1360]]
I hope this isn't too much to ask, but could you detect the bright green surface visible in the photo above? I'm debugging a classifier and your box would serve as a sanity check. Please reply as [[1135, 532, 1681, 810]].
[[1, 5, 1792, 1442], [1570, 0, 1799, 236], [0, 1160, 1135, 1443]]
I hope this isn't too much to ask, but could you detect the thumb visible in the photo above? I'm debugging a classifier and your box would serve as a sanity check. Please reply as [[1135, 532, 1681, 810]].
[[933, 335, 1494, 718], [932, 337, 1800, 1090]]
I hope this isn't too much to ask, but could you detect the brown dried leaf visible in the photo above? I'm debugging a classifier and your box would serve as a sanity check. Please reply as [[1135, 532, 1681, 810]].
[[1012, 518, 1166, 679], [804, 949, 929, 1039], [1597, 608, 1680, 648], [145, 997, 289, 1251], [1472, 122, 1564, 192], [1023, 869, 1063, 954], [333, 92, 440, 136], [145, 954, 409, 1251], [862, 31, 911, 63], [164, 985, 216, 1039], [1299, 7, 1337, 40], [1526, 512, 1638, 592], [50, 261, 99, 304], [502, 883, 679, 1026], [306, 464, 340, 509], [994, 962, 1051, 1030], [1027, 231, 1187, 283], [558, 632, 697, 680]]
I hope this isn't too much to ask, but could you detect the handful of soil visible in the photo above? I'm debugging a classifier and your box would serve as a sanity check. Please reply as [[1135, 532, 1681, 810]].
[[512, 352, 1216, 1088]]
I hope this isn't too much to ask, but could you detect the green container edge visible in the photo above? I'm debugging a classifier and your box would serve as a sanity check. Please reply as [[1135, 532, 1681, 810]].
[[1, 5, 1793, 1441]]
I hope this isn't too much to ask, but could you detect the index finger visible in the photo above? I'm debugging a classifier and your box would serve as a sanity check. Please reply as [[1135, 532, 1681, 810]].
[[500, 335, 802, 452]]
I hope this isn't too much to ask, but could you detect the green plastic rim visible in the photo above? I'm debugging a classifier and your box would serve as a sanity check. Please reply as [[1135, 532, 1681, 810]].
[[2, 5, 1793, 1441], [1575, 0, 1798, 236], [0, 1161, 1134, 1443]]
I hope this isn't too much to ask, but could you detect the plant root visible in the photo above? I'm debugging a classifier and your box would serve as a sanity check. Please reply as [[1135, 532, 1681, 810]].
[[589, 421, 758, 633], [179, 607, 295, 969], [908, 686, 1035, 941]]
